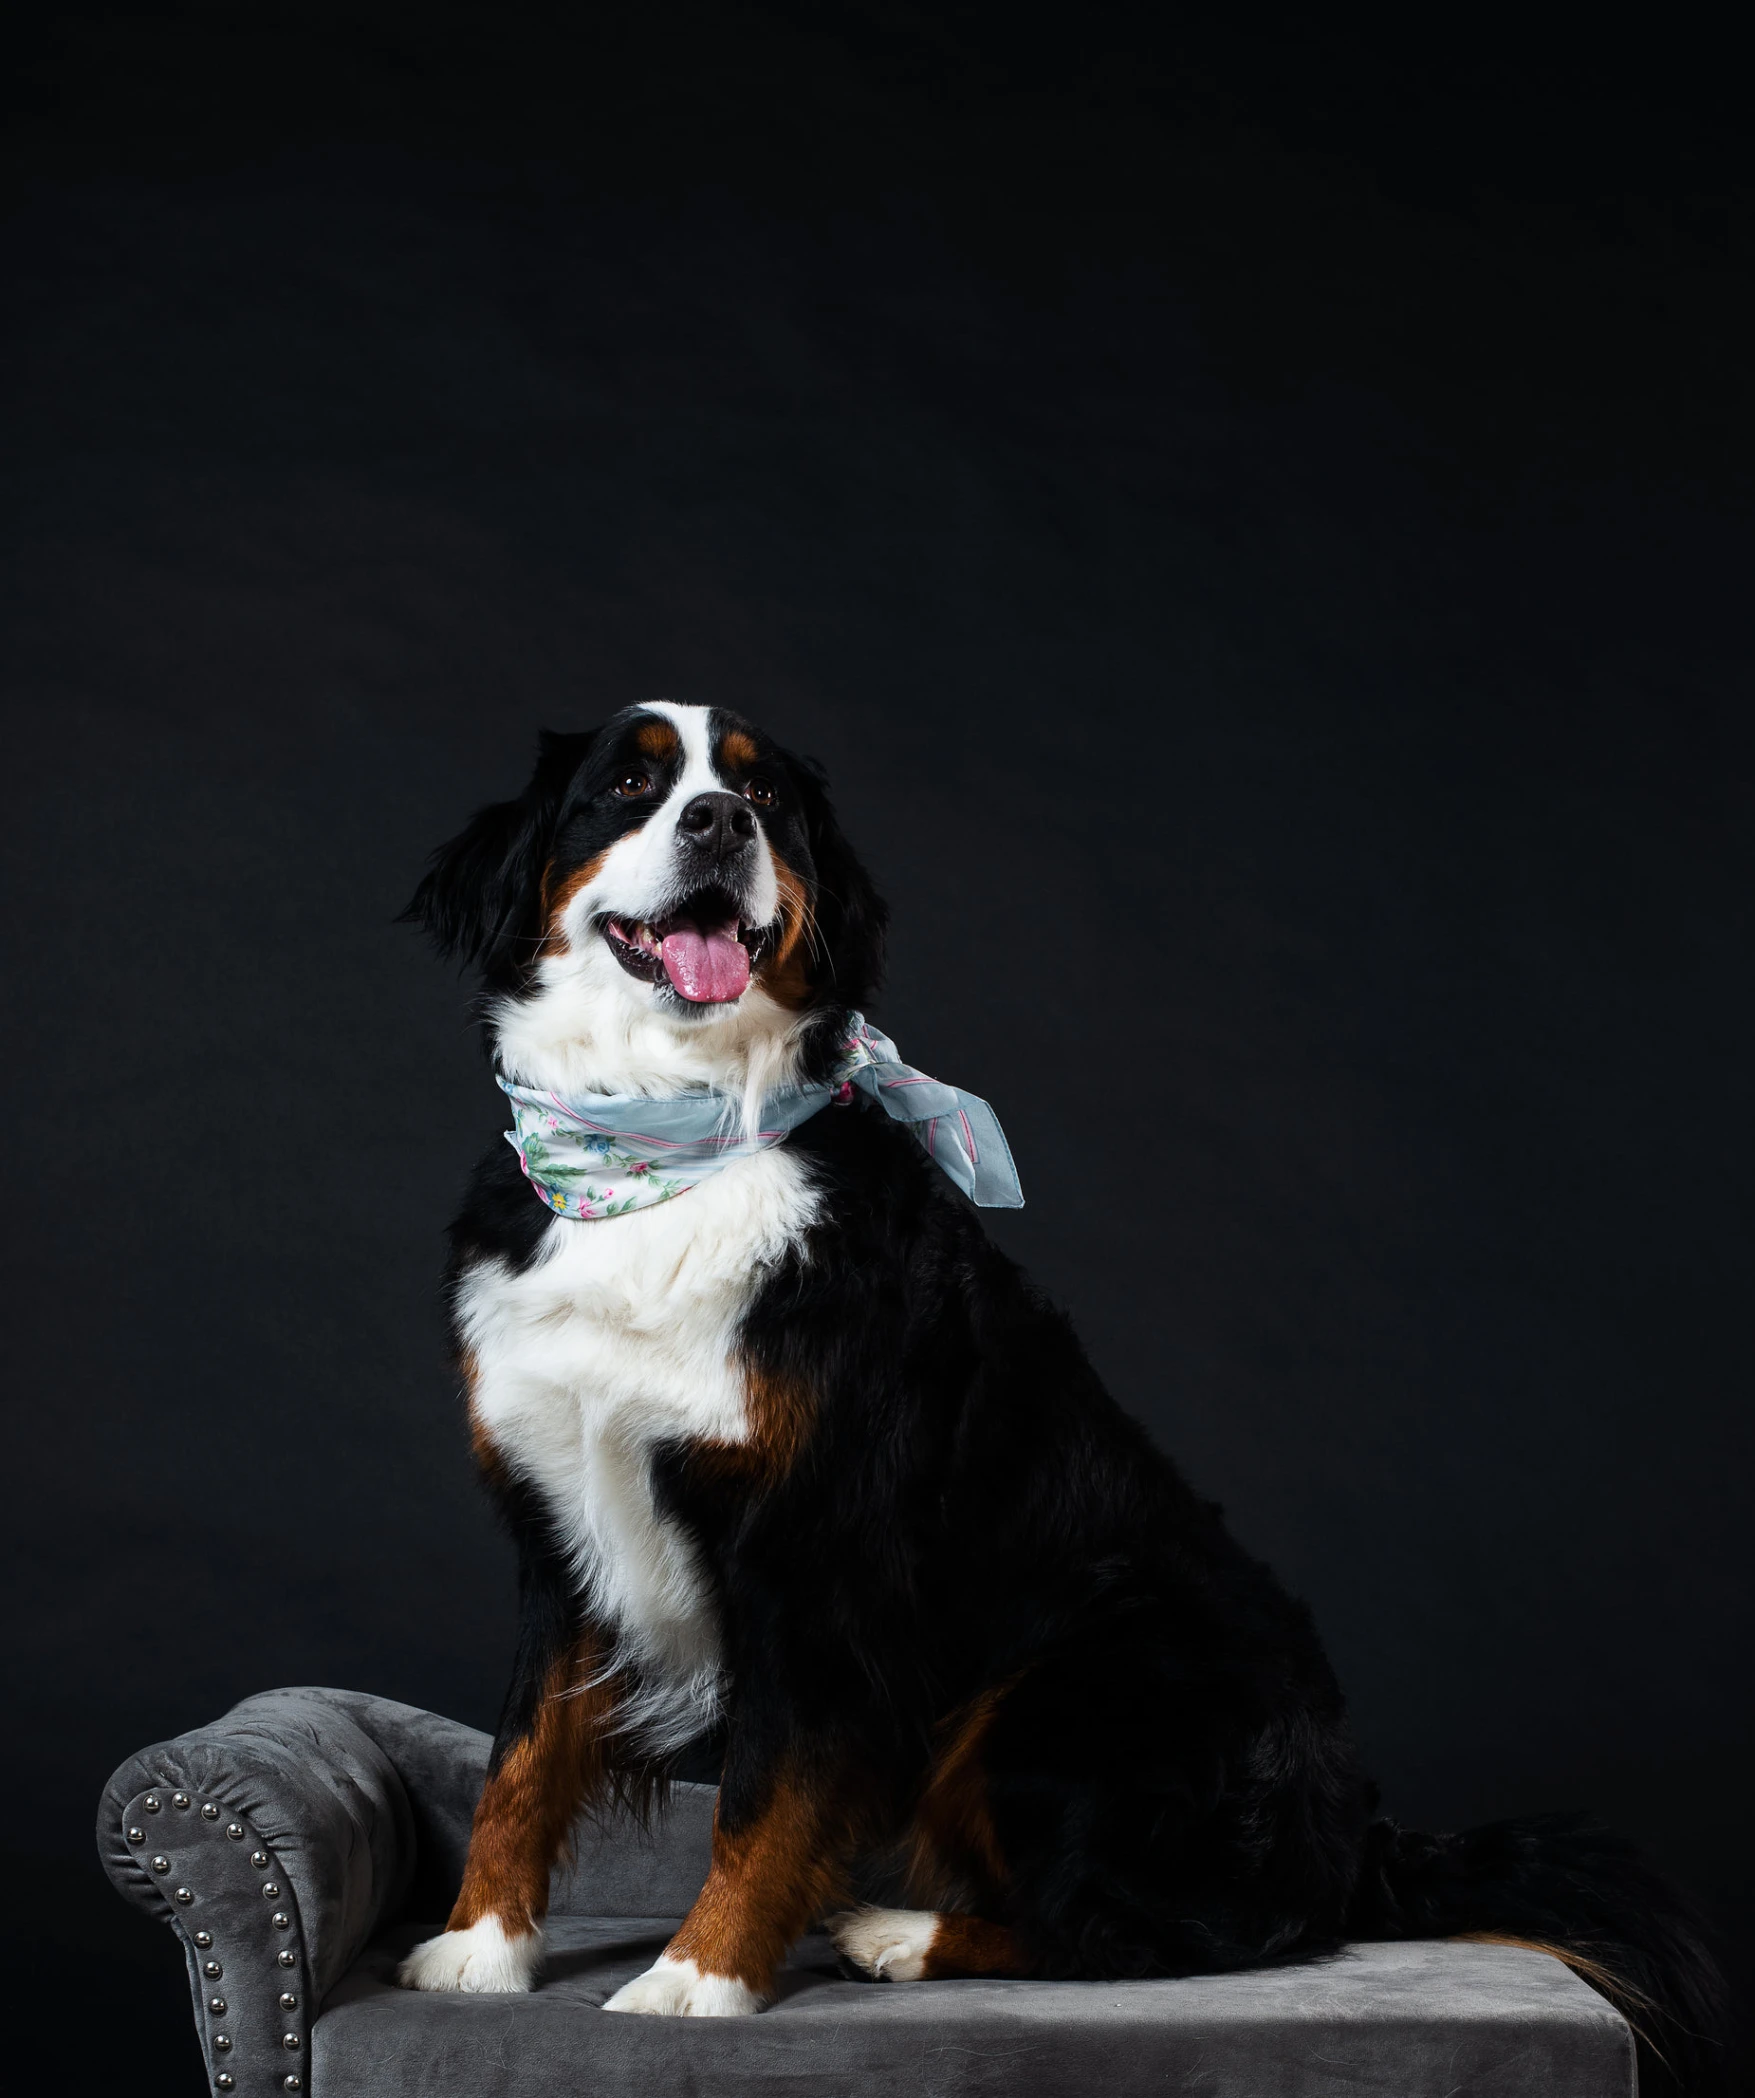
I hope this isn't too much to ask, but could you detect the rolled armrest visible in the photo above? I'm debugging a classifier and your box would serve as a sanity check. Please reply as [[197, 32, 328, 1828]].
[[97, 1686, 440, 2093]]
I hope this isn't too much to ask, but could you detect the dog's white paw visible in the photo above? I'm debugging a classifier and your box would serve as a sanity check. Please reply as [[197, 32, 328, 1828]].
[[397, 1914, 542, 1993], [828, 1907, 940, 1982], [602, 1952, 764, 2016]]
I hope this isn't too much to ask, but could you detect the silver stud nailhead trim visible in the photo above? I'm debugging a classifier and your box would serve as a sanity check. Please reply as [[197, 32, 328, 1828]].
[[284, 2079, 303, 2093], [129, 1792, 315, 2077]]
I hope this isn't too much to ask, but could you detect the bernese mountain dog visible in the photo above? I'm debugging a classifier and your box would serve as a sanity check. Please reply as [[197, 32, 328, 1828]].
[[395, 701, 1723, 2090]]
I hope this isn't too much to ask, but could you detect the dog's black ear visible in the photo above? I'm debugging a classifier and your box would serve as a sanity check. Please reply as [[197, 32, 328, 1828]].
[[790, 754, 888, 1010], [402, 730, 596, 978]]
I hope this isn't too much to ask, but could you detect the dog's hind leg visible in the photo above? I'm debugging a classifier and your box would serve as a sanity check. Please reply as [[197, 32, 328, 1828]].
[[829, 1907, 1027, 1979]]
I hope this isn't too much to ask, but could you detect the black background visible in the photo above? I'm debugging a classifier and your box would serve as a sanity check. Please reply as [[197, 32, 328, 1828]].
[[3, 4, 1751, 2088]]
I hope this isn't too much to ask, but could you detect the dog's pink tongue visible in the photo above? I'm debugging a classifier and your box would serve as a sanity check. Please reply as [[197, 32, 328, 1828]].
[[661, 924, 750, 1003]]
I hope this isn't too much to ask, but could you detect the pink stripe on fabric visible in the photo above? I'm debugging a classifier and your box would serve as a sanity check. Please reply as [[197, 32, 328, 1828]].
[[585, 1123, 785, 1150], [957, 1107, 978, 1163], [539, 1093, 782, 1148]]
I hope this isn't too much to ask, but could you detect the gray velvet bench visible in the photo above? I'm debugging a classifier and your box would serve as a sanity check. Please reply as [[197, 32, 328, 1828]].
[[98, 1688, 1636, 2097]]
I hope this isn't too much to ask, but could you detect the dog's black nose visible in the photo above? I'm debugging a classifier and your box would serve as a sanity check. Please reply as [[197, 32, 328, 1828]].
[[676, 792, 757, 858]]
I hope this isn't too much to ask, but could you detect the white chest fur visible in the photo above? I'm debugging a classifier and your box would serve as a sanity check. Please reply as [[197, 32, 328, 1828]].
[[456, 1148, 819, 1750]]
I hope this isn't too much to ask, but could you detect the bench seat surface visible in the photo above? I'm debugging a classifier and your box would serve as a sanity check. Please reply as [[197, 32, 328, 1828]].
[[317, 1925, 1634, 2098]]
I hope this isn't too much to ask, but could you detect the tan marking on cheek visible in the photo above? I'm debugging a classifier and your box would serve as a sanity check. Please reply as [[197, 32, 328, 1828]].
[[447, 1641, 620, 1936], [754, 853, 815, 1009], [635, 719, 681, 761], [540, 847, 612, 951], [666, 1772, 852, 1994], [717, 727, 760, 771]]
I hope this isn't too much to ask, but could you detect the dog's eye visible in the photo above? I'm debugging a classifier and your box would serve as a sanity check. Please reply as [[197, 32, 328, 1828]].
[[613, 772, 652, 799], [744, 777, 777, 809]]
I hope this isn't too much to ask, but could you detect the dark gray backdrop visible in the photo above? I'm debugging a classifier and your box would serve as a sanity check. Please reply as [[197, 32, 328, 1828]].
[[3, 6, 1750, 2088]]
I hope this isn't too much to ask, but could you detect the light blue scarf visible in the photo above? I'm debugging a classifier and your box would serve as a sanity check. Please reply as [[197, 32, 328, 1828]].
[[499, 1015, 1023, 1220]]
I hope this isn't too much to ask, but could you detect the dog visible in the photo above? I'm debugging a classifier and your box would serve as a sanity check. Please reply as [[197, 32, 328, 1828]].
[[395, 701, 1723, 2089]]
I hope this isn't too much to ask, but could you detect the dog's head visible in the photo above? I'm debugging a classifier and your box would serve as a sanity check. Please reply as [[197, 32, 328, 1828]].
[[406, 703, 886, 1086]]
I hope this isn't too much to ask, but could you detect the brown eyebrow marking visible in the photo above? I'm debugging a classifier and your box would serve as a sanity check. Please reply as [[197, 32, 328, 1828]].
[[635, 718, 681, 760], [717, 726, 760, 771]]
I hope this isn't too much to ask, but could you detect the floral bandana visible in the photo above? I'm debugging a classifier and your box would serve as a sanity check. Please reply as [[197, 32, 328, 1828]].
[[499, 1014, 1024, 1221]]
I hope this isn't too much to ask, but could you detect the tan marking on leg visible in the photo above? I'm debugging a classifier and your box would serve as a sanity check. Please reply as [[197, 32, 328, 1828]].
[[666, 1772, 851, 1995], [447, 1643, 616, 1936], [922, 1912, 1028, 1978], [907, 1686, 1008, 1906]]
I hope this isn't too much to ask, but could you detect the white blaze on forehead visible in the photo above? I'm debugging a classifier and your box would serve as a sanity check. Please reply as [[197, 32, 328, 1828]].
[[643, 700, 721, 794], [569, 701, 778, 933]]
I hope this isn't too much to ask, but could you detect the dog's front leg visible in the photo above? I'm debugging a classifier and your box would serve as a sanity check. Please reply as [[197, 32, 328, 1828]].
[[399, 1584, 611, 1993], [604, 1752, 852, 2015]]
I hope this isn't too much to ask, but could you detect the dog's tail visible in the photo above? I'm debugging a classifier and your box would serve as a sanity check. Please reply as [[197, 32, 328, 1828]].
[[1347, 1811, 1727, 2095]]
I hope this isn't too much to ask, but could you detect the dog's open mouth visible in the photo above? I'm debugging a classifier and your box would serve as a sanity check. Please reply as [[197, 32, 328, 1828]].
[[601, 889, 772, 1004]]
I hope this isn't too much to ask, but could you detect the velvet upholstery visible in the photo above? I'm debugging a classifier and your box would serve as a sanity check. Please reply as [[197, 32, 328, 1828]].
[[99, 1687, 1635, 2097], [328, 1928, 1633, 2098]]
